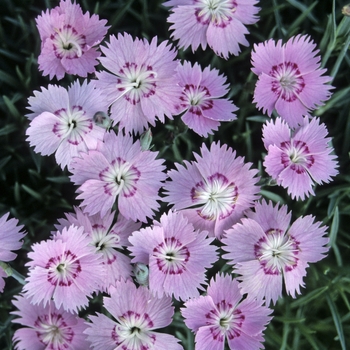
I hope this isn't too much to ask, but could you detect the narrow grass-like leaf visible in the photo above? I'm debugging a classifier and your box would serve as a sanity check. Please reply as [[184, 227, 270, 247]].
[[291, 286, 329, 308], [21, 184, 43, 201], [326, 292, 347, 350], [329, 206, 339, 247]]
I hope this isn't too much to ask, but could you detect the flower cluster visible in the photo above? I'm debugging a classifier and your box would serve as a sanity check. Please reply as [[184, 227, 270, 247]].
[[4, 0, 340, 349], [36, 0, 109, 80]]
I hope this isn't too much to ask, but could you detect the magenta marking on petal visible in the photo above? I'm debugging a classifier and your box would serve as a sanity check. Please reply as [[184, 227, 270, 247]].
[[54, 108, 67, 117], [153, 237, 190, 275], [280, 140, 315, 172], [46, 250, 82, 287], [34, 312, 74, 346], [270, 62, 305, 102]]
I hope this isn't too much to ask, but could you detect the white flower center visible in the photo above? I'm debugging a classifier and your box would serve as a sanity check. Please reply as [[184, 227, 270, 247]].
[[270, 62, 305, 102], [35, 313, 74, 347], [196, 0, 237, 25], [153, 237, 190, 275], [46, 251, 81, 287], [52, 24, 86, 59], [53, 106, 93, 146], [191, 173, 238, 221], [280, 140, 315, 173], [111, 62, 158, 105], [113, 311, 155, 348], [255, 229, 300, 274], [99, 157, 141, 198]]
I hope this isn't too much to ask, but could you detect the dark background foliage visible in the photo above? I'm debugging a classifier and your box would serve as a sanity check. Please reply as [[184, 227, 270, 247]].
[[0, 0, 349, 349]]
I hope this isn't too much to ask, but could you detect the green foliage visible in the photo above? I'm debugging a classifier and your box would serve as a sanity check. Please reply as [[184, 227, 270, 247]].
[[0, 0, 349, 349]]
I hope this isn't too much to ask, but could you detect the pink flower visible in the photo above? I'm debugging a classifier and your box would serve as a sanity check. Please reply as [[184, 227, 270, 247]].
[[84, 279, 183, 350], [262, 117, 338, 200], [12, 294, 89, 350], [222, 201, 329, 305], [165, 0, 260, 59], [94, 33, 182, 133], [175, 61, 238, 136], [163, 142, 260, 239], [70, 131, 166, 222], [0, 213, 26, 292], [26, 80, 108, 169], [23, 225, 103, 313], [251, 34, 333, 127], [36, 0, 109, 80], [55, 206, 141, 292], [128, 210, 218, 301], [181, 273, 272, 350]]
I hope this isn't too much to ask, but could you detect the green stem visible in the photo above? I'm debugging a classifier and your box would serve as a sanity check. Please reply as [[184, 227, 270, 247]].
[[0, 261, 26, 285]]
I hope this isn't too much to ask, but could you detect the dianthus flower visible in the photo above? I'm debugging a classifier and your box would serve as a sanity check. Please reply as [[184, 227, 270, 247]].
[[36, 0, 109, 80], [23, 225, 103, 313], [182, 273, 272, 350], [165, 0, 260, 59], [12, 294, 89, 350], [94, 33, 182, 133], [0, 212, 26, 292], [70, 131, 166, 222], [222, 201, 329, 305], [26, 80, 108, 169], [163, 142, 260, 239], [128, 210, 218, 301], [262, 117, 338, 200], [55, 207, 141, 292], [251, 34, 333, 127], [175, 61, 237, 136], [84, 279, 183, 350]]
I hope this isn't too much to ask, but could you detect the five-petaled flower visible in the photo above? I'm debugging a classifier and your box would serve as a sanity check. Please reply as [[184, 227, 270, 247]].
[[175, 61, 238, 136], [165, 0, 260, 59], [26, 80, 109, 169], [222, 200, 329, 305], [84, 279, 183, 350], [128, 210, 218, 301], [70, 131, 166, 222], [12, 294, 89, 350], [163, 142, 260, 239], [36, 0, 109, 80], [181, 273, 272, 350], [251, 34, 333, 127], [23, 225, 103, 313], [262, 117, 338, 200], [94, 33, 182, 133]]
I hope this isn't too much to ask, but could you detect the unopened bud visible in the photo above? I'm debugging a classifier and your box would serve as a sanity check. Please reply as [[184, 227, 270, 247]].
[[342, 4, 350, 16], [93, 111, 111, 129], [140, 129, 153, 151], [133, 263, 149, 286]]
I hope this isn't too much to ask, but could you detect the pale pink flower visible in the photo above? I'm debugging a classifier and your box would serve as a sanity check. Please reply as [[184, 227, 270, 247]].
[[251, 34, 333, 127], [128, 210, 218, 301], [94, 33, 182, 133], [165, 0, 260, 59], [182, 273, 272, 350], [12, 294, 89, 350], [70, 131, 166, 222], [163, 142, 260, 239], [23, 225, 103, 313], [55, 206, 141, 292], [175, 61, 237, 136], [0, 212, 26, 292], [262, 117, 338, 200], [84, 279, 183, 350], [26, 80, 108, 169], [222, 200, 329, 305], [36, 0, 109, 80]]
